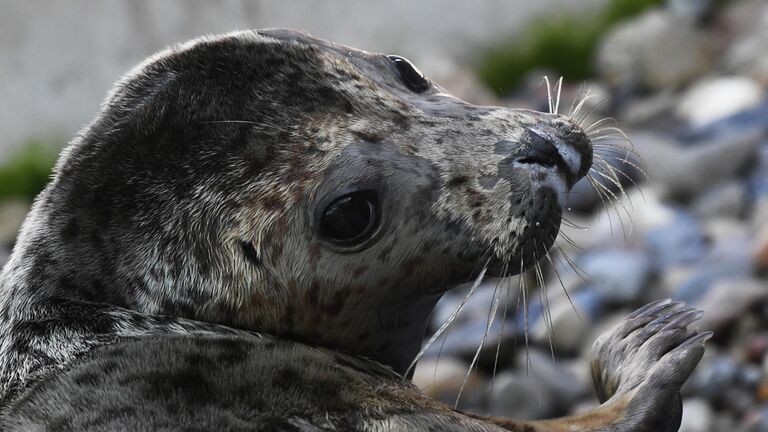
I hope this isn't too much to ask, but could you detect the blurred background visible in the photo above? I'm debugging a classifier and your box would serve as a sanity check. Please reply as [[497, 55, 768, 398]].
[[1, 0, 768, 430]]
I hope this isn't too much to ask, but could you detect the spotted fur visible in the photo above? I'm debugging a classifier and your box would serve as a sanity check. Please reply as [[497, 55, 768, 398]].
[[0, 29, 706, 430]]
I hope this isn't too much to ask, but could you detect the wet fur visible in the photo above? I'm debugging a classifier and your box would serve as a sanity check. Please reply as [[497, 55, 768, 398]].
[[0, 29, 706, 430]]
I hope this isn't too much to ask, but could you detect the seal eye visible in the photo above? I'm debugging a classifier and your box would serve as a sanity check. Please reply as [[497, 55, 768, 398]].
[[387, 55, 431, 93], [320, 191, 379, 245]]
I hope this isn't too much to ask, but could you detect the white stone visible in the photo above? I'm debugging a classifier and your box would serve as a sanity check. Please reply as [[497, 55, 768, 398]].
[[677, 76, 762, 127], [679, 398, 713, 432]]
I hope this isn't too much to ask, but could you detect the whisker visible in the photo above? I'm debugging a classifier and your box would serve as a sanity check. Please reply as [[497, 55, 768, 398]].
[[456, 267, 502, 407], [545, 241, 582, 322], [570, 89, 594, 120], [405, 261, 490, 379], [532, 237, 555, 362], [520, 256, 532, 374], [575, 97, 609, 127], [490, 264, 512, 397], [560, 217, 589, 231], [589, 164, 633, 237], [584, 117, 618, 134], [567, 83, 585, 117], [593, 148, 649, 182], [543, 76, 554, 115]]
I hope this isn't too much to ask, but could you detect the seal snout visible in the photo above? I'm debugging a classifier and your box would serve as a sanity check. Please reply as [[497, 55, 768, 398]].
[[516, 127, 590, 190]]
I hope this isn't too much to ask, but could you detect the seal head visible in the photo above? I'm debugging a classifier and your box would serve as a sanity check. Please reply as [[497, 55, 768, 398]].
[[2, 29, 592, 374]]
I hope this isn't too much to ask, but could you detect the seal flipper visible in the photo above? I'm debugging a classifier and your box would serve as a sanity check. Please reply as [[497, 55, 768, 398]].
[[472, 300, 708, 432]]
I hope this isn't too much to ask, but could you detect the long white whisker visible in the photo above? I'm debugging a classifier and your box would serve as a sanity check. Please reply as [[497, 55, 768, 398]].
[[405, 262, 490, 379], [554, 76, 563, 115], [456, 269, 502, 407]]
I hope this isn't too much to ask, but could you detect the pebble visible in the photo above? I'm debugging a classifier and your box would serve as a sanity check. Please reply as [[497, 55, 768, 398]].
[[632, 128, 761, 199], [679, 398, 713, 432], [420, 317, 521, 368], [676, 76, 763, 127], [488, 371, 556, 420], [516, 350, 589, 412], [412, 356, 487, 410], [645, 210, 707, 270], [597, 9, 711, 91], [431, 277, 520, 330], [579, 249, 652, 305], [530, 288, 603, 354], [693, 278, 768, 332], [742, 406, 768, 432], [722, 1, 768, 83], [692, 182, 747, 219]]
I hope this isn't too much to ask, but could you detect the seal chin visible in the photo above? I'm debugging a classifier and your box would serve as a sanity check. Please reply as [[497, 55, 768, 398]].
[[485, 162, 574, 277]]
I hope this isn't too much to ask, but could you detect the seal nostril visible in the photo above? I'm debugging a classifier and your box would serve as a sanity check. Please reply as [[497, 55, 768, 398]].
[[516, 128, 578, 188]]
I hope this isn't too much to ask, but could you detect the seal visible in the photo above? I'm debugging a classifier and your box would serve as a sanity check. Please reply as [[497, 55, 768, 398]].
[[0, 29, 708, 431]]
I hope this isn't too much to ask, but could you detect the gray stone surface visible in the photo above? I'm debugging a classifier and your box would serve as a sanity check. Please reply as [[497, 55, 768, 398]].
[[597, 9, 711, 91]]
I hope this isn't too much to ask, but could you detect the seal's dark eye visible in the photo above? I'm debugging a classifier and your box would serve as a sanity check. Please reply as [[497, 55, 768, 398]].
[[387, 55, 431, 93], [320, 191, 379, 245]]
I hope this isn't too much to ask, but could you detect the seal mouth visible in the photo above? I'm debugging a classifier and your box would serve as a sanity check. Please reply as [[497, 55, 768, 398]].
[[483, 126, 592, 277]]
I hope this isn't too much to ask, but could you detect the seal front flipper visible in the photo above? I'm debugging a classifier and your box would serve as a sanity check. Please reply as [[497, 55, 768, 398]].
[[587, 299, 710, 431], [469, 300, 709, 432]]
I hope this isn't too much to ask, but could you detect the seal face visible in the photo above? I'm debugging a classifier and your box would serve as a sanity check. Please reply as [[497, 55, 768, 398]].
[[0, 30, 707, 432]]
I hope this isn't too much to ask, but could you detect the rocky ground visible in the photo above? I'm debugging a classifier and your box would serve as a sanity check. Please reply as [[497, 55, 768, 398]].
[[411, 1, 768, 431], [1, 0, 767, 430]]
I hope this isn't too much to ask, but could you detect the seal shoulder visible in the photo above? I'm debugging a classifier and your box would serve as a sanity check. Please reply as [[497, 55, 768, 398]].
[[1, 332, 504, 431]]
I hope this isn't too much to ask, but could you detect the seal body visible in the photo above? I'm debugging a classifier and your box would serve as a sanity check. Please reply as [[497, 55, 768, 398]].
[[0, 29, 706, 431]]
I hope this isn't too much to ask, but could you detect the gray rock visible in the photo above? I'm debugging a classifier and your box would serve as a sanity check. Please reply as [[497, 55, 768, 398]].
[[692, 182, 747, 219], [619, 89, 677, 127], [632, 128, 761, 200], [690, 355, 739, 401], [694, 278, 768, 332], [679, 398, 713, 432], [667, 0, 713, 21], [743, 406, 768, 432], [488, 371, 556, 420], [676, 76, 763, 127], [411, 356, 487, 410], [516, 350, 589, 412], [432, 278, 520, 330], [645, 210, 707, 270], [530, 288, 604, 354], [597, 9, 711, 91], [579, 249, 653, 305], [420, 317, 520, 367], [723, 1, 768, 83]]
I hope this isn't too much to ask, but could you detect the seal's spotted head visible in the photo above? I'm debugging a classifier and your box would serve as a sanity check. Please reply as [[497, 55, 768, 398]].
[[19, 29, 593, 373]]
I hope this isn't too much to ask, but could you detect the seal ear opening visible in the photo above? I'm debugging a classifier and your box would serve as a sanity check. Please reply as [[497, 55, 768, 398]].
[[241, 241, 261, 266]]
